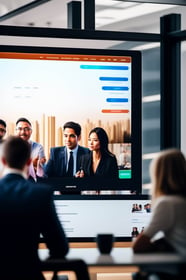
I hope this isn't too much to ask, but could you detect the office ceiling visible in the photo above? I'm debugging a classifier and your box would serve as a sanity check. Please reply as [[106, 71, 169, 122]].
[[0, 0, 183, 31]]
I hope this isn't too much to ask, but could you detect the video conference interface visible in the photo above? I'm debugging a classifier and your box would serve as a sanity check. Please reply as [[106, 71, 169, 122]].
[[53, 196, 151, 241], [0, 51, 131, 172], [0, 47, 141, 191]]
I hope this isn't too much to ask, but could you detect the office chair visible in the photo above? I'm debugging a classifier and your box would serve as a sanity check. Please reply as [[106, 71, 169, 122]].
[[41, 258, 90, 280]]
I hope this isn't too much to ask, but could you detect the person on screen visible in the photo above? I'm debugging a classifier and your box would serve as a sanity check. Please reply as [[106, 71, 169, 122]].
[[44, 121, 89, 177], [0, 140, 5, 178], [0, 119, 6, 177], [144, 203, 151, 213], [132, 148, 186, 280], [15, 117, 46, 181], [0, 119, 6, 142], [76, 127, 118, 178], [0, 136, 69, 280], [131, 227, 139, 238], [132, 203, 140, 212], [118, 144, 131, 169]]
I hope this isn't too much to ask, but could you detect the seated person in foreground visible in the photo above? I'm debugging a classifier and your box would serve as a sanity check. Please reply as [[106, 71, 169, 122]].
[[133, 148, 186, 280], [0, 136, 69, 280]]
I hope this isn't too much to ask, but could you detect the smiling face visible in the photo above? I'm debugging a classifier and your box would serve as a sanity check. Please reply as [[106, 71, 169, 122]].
[[15, 121, 32, 141], [63, 127, 80, 150], [88, 132, 100, 152]]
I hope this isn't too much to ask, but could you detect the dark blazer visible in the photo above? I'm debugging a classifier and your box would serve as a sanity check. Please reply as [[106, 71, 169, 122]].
[[44, 145, 89, 177], [0, 173, 69, 280], [80, 151, 118, 178]]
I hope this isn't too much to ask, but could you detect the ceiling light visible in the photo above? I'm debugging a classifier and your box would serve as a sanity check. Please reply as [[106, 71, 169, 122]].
[[142, 94, 160, 103], [131, 43, 160, 51], [0, 4, 8, 16], [96, 0, 116, 6], [96, 3, 176, 27], [142, 152, 159, 159]]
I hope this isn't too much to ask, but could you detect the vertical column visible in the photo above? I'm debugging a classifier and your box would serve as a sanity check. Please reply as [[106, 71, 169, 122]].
[[160, 14, 181, 149], [84, 0, 95, 30], [41, 114, 45, 158], [58, 127, 63, 147], [35, 121, 39, 143], [51, 116, 56, 148], [47, 116, 55, 159], [67, 1, 81, 29]]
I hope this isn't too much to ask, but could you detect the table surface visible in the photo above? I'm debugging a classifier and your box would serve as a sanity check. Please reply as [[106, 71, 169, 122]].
[[38, 247, 184, 267]]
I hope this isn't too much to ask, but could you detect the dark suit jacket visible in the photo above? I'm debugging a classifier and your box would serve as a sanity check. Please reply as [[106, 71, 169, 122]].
[[80, 151, 118, 178], [0, 173, 69, 280], [44, 145, 90, 177]]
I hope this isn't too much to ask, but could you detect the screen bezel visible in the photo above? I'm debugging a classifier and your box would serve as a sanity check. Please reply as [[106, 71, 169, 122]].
[[0, 45, 142, 193]]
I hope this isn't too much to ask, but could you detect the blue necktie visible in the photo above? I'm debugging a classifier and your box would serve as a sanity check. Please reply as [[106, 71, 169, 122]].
[[67, 151, 74, 177]]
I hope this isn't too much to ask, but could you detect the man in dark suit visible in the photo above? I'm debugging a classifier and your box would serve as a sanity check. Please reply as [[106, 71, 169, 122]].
[[0, 136, 69, 280], [44, 121, 89, 177]]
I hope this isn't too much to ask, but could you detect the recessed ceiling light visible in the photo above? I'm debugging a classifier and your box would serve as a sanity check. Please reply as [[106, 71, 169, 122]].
[[0, 3, 8, 16], [96, 3, 176, 27]]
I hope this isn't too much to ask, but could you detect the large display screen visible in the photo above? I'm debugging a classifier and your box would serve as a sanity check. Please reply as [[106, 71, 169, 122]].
[[0, 45, 141, 192]]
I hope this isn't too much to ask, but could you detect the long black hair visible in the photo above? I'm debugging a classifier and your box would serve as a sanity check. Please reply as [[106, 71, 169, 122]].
[[89, 127, 114, 156]]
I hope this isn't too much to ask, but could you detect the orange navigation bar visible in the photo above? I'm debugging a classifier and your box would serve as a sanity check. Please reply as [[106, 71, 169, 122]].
[[102, 109, 129, 113], [0, 52, 131, 63]]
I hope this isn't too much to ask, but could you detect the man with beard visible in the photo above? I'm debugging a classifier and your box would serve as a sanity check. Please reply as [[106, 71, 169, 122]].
[[15, 117, 46, 181]]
